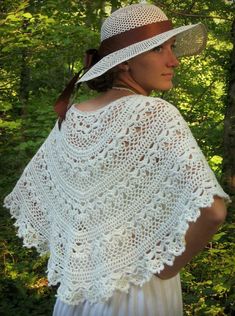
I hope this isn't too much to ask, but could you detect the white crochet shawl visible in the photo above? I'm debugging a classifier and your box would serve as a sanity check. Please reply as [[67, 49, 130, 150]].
[[4, 95, 229, 305]]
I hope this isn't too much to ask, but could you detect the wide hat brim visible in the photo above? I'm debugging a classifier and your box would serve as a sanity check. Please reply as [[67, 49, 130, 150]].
[[77, 23, 207, 83]]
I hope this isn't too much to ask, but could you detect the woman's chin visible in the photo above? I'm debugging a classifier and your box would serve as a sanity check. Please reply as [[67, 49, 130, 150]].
[[157, 83, 174, 91]]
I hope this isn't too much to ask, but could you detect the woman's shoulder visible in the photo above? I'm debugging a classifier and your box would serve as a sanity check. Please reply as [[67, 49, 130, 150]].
[[134, 95, 177, 109], [132, 95, 182, 120]]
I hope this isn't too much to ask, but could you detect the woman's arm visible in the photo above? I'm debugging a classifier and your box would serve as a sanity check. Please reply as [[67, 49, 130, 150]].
[[157, 196, 227, 279]]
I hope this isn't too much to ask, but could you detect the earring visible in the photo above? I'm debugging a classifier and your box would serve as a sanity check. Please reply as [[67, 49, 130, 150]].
[[124, 62, 129, 72]]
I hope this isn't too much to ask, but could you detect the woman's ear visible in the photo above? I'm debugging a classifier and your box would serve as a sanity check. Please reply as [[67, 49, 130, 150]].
[[116, 61, 130, 72]]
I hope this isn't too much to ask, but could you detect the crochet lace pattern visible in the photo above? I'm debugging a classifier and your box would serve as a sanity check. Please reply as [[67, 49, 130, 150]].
[[101, 4, 168, 41], [4, 95, 229, 305]]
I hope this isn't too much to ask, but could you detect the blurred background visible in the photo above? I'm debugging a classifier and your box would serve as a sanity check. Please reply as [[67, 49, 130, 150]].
[[0, 0, 234, 315]]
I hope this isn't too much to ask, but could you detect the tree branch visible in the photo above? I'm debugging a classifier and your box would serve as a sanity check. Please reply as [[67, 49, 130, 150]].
[[154, 1, 233, 22]]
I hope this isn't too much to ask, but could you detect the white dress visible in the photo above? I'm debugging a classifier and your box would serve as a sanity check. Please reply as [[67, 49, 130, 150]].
[[52, 274, 182, 316]]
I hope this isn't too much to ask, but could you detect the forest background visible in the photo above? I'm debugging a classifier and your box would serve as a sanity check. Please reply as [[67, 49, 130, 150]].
[[0, 0, 234, 315]]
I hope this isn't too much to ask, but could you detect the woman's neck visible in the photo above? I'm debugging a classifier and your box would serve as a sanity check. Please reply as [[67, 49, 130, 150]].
[[113, 77, 149, 96]]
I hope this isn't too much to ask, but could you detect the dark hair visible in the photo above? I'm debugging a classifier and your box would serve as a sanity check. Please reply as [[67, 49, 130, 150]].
[[86, 68, 117, 92]]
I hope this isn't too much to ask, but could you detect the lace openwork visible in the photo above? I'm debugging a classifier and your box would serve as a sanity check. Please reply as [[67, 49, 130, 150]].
[[4, 95, 229, 305]]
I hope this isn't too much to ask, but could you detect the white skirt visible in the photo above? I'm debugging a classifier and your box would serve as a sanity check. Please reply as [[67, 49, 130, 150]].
[[52, 274, 183, 316]]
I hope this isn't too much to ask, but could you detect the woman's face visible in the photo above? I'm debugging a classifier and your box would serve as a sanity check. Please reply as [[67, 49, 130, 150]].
[[128, 37, 179, 94]]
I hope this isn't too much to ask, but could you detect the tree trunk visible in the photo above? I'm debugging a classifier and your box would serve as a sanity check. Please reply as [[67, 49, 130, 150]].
[[19, 48, 30, 115], [223, 19, 235, 201], [19, 18, 30, 116]]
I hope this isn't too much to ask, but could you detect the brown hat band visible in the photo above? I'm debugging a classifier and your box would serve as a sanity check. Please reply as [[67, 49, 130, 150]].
[[99, 20, 173, 57]]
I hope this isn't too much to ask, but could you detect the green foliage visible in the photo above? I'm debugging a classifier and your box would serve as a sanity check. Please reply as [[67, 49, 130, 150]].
[[181, 222, 235, 315], [0, 0, 234, 315]]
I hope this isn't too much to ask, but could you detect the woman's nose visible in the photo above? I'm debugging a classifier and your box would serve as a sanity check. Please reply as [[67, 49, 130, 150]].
[[166, 50, 179, 68]]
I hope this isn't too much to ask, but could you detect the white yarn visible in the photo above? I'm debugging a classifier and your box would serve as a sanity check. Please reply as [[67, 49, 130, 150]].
[[4, 95, 229, 305], [101, 4, 168, 41]]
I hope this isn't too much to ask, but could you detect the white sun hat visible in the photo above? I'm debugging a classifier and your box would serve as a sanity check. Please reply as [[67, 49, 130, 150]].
[[77, 2, 207, 83]]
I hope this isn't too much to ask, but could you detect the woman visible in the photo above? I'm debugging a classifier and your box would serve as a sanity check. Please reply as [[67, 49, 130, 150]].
[[4, 2, 230, 316]]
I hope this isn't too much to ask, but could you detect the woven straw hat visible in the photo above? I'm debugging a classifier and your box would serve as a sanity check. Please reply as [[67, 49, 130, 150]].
[[77, 2, 207, 83]]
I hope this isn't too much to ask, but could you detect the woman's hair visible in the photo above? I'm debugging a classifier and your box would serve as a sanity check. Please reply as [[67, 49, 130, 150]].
[[84, 49, 120, 92], [86, 68, 117, 92]]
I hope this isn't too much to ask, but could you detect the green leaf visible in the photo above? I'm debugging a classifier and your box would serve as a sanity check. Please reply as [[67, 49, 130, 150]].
[[212, 232, 226, 241], [6, 14, 19, 22], [1, 46, 11, 52], [22, 12, 32, 19]]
